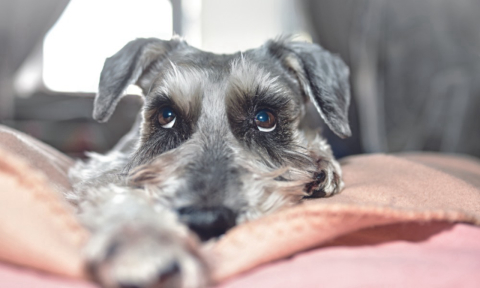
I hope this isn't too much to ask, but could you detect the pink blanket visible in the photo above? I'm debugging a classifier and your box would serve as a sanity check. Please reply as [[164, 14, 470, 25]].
[[218, 222, 480, 288], [0, 125, 479, 287]]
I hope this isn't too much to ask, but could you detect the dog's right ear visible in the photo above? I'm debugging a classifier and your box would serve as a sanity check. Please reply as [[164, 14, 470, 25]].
[[94, 38, 185, 123], [266, 39, 351, 138]]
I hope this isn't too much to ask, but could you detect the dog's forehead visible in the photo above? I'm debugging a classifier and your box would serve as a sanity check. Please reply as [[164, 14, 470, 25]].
[[167, 45, 274, 73], [171, 48, 238, 73], [147, 46, 296, 110], [162, 45, 290, 83]]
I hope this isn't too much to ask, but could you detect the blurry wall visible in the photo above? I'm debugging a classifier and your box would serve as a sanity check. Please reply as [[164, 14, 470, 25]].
[[200, 0, 304, 53], [0, 0, 68, 120], [302, 0, 480, 157]]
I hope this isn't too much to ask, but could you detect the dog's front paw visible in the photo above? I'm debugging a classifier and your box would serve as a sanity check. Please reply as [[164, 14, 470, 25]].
[[85, 223, 208, 288], [304, 158, 344, 198]]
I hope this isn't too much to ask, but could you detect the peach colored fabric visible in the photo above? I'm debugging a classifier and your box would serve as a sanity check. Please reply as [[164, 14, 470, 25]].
[[207, 153, 480, 282], [0, 262, 95, 288], [0, 126, 89, 279], [0, 125, 74, 195], [0, 125, 480, 286]]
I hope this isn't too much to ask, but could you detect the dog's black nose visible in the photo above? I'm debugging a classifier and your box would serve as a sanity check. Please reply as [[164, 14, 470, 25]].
[[176, 206, 236, 241]]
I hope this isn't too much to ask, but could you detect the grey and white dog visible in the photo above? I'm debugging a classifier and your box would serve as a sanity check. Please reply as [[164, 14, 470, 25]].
[[67, 36, 351, 288]]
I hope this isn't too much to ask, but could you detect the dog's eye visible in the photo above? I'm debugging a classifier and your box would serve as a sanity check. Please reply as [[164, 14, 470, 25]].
[[255, 109, 276, 132], [158, 107, 176, 128]]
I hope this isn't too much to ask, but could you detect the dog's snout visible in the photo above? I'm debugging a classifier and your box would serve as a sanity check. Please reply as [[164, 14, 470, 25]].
[[176, 206, 236, 241]]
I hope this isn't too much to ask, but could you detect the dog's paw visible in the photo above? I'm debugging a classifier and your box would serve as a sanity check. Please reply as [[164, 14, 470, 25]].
[[304, 158, 344, 198], [85, 223, 208, 288]]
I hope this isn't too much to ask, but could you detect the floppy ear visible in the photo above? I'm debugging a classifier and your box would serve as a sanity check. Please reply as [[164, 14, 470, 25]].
[[267, 40, 351, 138], [94, 38, 185, 123]]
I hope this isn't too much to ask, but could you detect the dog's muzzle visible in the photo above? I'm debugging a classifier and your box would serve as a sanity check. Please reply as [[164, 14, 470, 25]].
[[176, 206, 236, 241]]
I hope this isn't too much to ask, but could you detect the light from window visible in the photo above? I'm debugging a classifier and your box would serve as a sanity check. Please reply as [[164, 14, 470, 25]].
[[43, 0, 173, 93]]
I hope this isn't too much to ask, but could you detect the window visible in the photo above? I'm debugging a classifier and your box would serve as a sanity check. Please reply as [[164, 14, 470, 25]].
[[42, 0, 173, 93]]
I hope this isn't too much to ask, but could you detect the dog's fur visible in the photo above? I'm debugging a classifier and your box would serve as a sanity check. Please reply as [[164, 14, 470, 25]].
[[67, 36, 351, 288]]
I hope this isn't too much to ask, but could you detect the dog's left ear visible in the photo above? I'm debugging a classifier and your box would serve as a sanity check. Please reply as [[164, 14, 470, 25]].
[[94, 38, 185, 123], [267, 40, 351, 138]]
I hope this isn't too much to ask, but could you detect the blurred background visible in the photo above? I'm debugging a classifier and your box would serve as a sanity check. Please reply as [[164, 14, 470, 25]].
[[1, 0, 479, 158]]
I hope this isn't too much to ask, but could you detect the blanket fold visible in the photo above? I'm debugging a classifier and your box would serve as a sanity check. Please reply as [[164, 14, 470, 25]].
[[0, 127, 88, 278], [208, 153, 480, 282]]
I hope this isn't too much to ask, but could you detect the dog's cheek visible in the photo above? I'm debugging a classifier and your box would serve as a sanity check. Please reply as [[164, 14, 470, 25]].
[[251, 130, 290, 164]]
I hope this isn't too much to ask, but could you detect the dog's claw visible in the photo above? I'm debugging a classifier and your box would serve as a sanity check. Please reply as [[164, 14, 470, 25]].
[[304, 159, 343, 198]]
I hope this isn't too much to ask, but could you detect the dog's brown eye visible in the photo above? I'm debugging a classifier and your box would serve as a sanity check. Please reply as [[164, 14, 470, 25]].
[[158, 107, 176, 128], [255, 109, 276, 132]]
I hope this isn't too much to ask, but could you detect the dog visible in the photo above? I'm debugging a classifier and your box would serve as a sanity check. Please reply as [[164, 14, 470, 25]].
[[67, 36, 351, 288]]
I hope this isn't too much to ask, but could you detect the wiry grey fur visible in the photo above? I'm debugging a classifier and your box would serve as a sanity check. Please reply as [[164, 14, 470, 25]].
[[67, 36, 351, 288]]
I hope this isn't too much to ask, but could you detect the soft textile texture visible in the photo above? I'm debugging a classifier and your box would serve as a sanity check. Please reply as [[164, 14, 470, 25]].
[[3, 222, 480, 288], [208, 153, 480, 282], [0, 125, 479, 285], [0, 261, 95, 288], [217, 222, 480, 288], [0, 126, 88, 279], [0, 125, 73, 195]]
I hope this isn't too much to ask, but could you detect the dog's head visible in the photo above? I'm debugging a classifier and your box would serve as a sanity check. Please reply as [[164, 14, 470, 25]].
[[94, 37, 350, 241]]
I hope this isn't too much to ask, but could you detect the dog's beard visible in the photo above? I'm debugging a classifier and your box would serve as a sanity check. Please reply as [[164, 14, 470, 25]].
[[127, 149, 315, 225]]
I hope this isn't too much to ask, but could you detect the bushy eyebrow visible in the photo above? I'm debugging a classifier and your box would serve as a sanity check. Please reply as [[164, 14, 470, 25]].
[[145, 93, 173, 110], [145, 84, 202, 125], [225, 57, 301, 116], [250, 85, 292, 111], [145, 63, 204, 117], [225, 84, 292, 119]]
